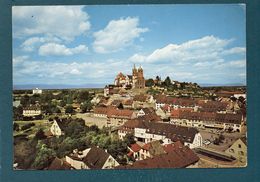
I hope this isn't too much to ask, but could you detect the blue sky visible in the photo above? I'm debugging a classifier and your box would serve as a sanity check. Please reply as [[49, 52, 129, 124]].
[[12, 4, 246, 87]]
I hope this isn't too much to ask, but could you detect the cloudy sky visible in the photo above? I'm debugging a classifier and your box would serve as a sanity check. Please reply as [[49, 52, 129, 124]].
[[12, 4, 246, 87]]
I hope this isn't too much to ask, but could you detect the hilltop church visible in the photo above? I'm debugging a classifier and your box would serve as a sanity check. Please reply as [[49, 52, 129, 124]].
[[114, 65, 145, 89]]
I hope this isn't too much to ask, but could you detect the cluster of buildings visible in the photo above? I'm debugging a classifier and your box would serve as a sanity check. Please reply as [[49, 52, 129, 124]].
[[104, 65, 145, 97]]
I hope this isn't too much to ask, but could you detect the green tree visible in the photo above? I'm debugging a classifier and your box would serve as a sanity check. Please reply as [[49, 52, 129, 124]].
[[164, 76, 172, 87], [80, 101, 93, 113], [145, 78, 155, 87], [32, 143, 56, 169], [34, 128, 46, 140], [13, 122, 20, 131], [20, 95, 30, 106], [65, 105, 74, 114], [65, 120, 85, 138], [76, 90, 91, 103], [124, 133, 135, 146], [13, 106, 23, 120]]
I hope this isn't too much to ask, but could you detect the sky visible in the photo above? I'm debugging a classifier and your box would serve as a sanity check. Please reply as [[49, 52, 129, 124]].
[[12, 4, 246, 88]]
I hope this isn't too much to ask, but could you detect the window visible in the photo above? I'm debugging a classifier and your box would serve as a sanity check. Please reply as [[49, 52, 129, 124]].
[[238, 144, 242, 148], [229, 148, 234, 153], [239, 151, 244, 156]]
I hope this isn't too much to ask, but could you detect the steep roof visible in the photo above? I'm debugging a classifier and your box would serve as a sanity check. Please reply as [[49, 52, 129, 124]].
[[48, 157, 72, 170], [163, 141, 184, 153], [83, 146, 110, 169], [240, 137, 247, 146], [116, 145, 199, 169]]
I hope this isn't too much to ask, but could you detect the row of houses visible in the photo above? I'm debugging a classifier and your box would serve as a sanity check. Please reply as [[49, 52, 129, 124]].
[[154, 94, 230, 112], [118, 141, 199, 169], [118, 119, 203, 149], [170, 109, 244, 132]]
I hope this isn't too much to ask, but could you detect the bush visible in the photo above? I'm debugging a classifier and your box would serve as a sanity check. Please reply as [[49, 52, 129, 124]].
[[13, 122, 20, 131], [35, 129, 47, 140], [21, 123, 35, 131]]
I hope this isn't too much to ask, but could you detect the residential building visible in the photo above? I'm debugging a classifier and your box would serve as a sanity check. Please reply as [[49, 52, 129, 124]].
[[50, 119, 65, 137], [48, 157, 72, 170], [33, 88, 42, 95], [225, 137, 247, 164], [65, 146, 119, 169], [22, 105, 41, 117], [170, 110, 244, 132], [117, 144, 199, 169], [118, 120, 203, 148]]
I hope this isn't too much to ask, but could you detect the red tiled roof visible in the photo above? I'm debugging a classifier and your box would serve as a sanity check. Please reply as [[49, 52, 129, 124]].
[[107, 109, 134, 119], [133, 94, 148, 102], [170, 109, 242, 124], [130, 143, 142, 152], [116, 145, 199, 169], [163, 141, 184, 153]]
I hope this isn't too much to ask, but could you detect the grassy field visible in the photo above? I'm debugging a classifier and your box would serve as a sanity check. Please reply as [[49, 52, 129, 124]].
[[14, 120, 51, 138]]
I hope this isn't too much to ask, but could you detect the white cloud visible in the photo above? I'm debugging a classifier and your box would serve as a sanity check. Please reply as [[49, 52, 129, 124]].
[[38, 43, 88, 56], [228, 60, 246, 68], [12, 6, 91, 41], [13, 55, 29, 65], [129, 36, 234, 64], [20, 36, 61, 52], [93, 17, 149, 53], [222, 47, 246, 55], [13, 56, 131, 84]]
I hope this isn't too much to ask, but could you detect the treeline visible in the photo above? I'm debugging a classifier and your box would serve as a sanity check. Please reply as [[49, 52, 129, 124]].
[[13, 90, 94, 121]]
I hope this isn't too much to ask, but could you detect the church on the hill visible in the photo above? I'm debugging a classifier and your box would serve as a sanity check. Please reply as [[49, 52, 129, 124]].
[[114, 65, 145, 89]]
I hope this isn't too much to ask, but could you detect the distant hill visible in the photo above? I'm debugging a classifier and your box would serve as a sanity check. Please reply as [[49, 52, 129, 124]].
[[13, 84, 105, 90]]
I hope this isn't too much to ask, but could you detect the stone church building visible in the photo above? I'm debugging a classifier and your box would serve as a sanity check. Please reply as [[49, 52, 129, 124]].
[[114, 65, 145, 89]]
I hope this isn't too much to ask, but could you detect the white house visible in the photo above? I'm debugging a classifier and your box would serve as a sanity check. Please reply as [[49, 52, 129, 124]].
[[119, 120, 203, 149], [33, 88, 42, 94], [65, 146, 119, 169], [22, 105, 41, 117], [50, 120, 64, 137], [225, 137, 247, 164]]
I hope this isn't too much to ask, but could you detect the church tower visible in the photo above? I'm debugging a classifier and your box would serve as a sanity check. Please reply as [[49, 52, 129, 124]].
[[132, 65, 145, 89]]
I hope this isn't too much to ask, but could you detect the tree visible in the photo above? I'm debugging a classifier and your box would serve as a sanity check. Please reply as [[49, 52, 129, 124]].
[[65, 105, 74, 114], [76, 90, 91, 103], [20, 95, 30, 106], [124, 133, 135, 146], [34, 129, 46, 140], [65, 120, 85, 138], [155, 76, 161, 82], [164, 76, 172, 87], [80, 101, 93, 113], [13, 106, 23, 121], [21, 123, 35, 130], [145, 78, 155, 87], [13, 122, 20, 131], [32, 143, 56, 169], [89, 125, 99, 133]]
